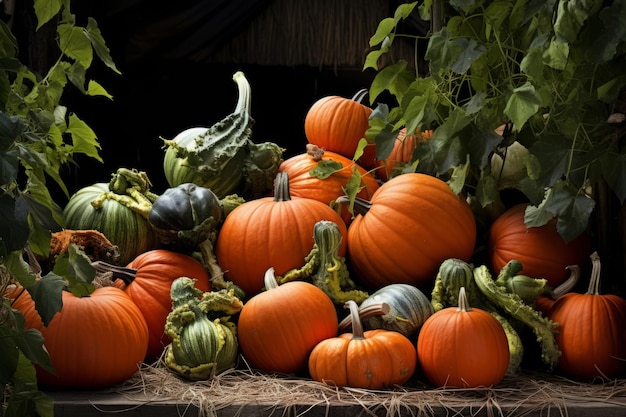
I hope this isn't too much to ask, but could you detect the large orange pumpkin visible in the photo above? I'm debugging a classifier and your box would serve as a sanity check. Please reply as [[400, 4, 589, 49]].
[[102, 249, 212, 361], [548, 252, 626, 379], [304, 90, 378, 170], [237, 268, 338, 374], [278, 148, 379, 225], [488, 203, 592, 288], [377, 127, 433, 181], [215, 172, 348, 297], [346, 173, 476, 290], [417, 287, 509, 388], [10, 285, 148, 389]]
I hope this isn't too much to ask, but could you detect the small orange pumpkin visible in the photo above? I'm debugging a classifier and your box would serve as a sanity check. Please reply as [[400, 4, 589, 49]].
[[237, 268, 339, 374], [278, 147, 379, 225], [304, 89, 377, 170], [488, 203, 592, 288], [548, 252, 626, 379], [417, 287, 510, 388], [215, 172, 348, 297], [309, 300, 417, 389]]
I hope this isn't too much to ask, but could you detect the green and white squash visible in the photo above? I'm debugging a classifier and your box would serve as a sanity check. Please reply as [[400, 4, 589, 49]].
[[63, 179, 159, 266], [358, 283, 434, 338]]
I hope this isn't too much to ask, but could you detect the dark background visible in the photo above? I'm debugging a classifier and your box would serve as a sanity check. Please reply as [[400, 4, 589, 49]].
[[10, 0, 427, 202]]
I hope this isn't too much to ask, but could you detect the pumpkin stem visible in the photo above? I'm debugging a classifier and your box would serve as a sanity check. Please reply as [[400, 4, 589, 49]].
[[456, 287, 472, 312], [343, 300, 390, 339], [552, 264, 581, 298], [272, 172, 291, 202], [351, 88, 369, 104], [586, 251, 602, 295], [337, 301, 390, 333], [91, 261, 138, 286], [263, 267, 280, 290]]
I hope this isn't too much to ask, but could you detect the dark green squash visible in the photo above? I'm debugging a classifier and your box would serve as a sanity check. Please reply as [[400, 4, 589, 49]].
[[149, 183, 223, 232]]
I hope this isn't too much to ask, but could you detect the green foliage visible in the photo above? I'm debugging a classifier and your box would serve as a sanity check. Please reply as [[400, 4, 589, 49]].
[[365, 0, 626, 242], [1, 0, 116, 414]]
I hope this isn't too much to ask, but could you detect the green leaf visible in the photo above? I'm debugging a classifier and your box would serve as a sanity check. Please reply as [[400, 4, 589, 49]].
[[504, 82, 542, 131], [373, 124, 397, 161], [53, 245, 97, 294], [27, 273, 65, 326], [586, 0, 626, 63], [450, 38, 487, 74], [0, 195, 30, 252], [483, 0, 514, 39], [67, 113, 103, 161], [85, 18, 121, 74], [448, 157, 470, 194], [542, 37, 569, 70], [597, 75, 626, 103], [554, 0, 602, 43], [520, 45, 546, 83], [369, 61, 413, 103], [369, 17, 396, 47], [476, 170, 499, 207], [426, 28, 465, 74], [353, 138, 368, 162], [57, 23, 93, 69], [529, 135, 571, 186], [33, 0, 63, 30], [0, 149, 19, 185], [4, 250, 37, 288], [309, 159, 344, 179]]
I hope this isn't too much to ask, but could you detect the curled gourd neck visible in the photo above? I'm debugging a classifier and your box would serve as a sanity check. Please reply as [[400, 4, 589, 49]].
[[272, 172, 292, 202], [91, 261, 138, 286]]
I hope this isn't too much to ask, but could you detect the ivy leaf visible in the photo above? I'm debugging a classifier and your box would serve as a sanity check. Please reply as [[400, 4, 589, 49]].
[[587, 0, 626, 63], [26, 273, 65, 327], [504, 82, 542, 131], [85, 18, 121, 74], [529, 135, 571, 187], [67, 113, 103, 162], [542, 37, 569, 70], [0, 149, 19, 185], [373, 124, 397, 161], [448, 157, 470, 195], [476, 170, 499, 207], [425, 28, 465, 74], [309, 159, 344, 179], [369, 61, 413, 103], [52, 245, 96, 296], [450, 38, 486, 74], [33, 0, 62, 30], [57, 23, 93, 69], [554, 0, 601, 43], [468, 125, 503, 169], [369, 17, 396, 47], [0, 194, 29, 252]]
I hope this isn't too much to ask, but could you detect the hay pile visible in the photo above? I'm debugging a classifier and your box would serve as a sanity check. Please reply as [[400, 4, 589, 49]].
[[116, 357, 626, 417]]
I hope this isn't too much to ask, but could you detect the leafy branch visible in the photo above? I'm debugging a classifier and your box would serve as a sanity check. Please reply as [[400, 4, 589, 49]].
[[365, 0, 626, 243], [1, 0, 118, 415]]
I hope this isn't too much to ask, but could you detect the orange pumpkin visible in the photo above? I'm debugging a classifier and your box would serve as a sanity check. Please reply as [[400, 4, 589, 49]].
[[278, 148, 379, 225], [548, 252, 626, 379], [378, 127, 433, 181], [304, 90, 377, 170], [488, 203, 592, 288], [101, 249, 212, 361], [309, 300, 416, 389], [346, 173, 476, 290], [10, 285, 148, 389], [237, 268, 338, 374], [215, 172, 348, 297], [417, 287, 509, 388]]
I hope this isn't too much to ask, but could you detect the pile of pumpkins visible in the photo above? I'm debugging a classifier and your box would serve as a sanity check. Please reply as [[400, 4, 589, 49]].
[[9, 90, 626, 393]]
